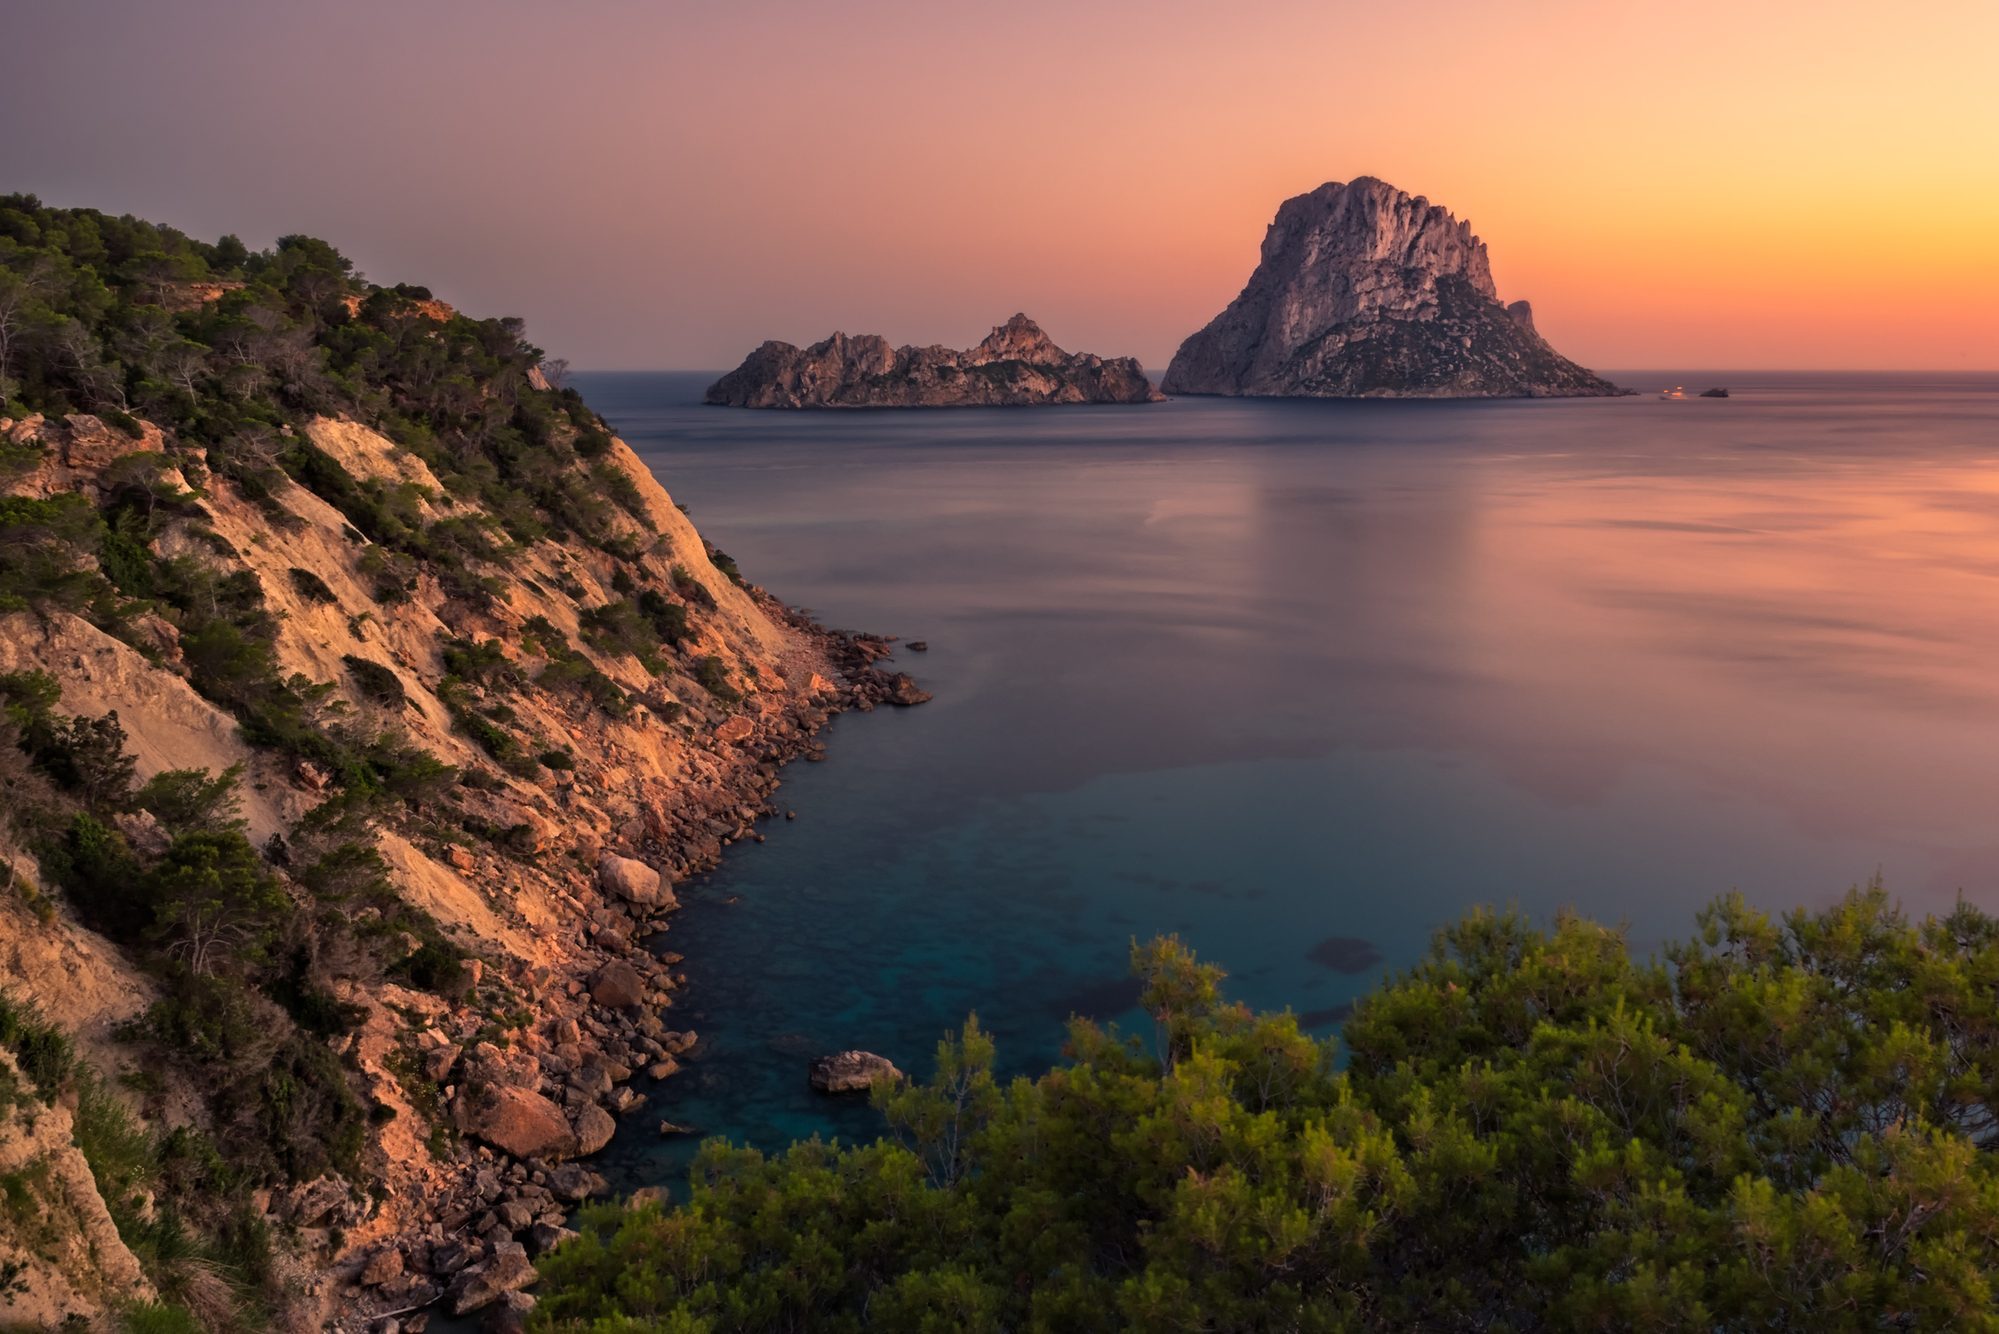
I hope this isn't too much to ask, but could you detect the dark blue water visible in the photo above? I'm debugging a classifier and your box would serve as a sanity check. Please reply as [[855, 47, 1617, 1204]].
[[573, 369, 1999, 1193]]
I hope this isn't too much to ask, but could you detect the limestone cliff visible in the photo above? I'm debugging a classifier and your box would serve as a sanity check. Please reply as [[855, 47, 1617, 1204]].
[[0, 198, 926, 1329], [705, 313, 1162, 408], [1163, 177, 1626, 399]]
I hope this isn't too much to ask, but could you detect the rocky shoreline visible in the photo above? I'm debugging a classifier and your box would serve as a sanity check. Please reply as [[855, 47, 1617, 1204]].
[[321, 607, 928, 1332]]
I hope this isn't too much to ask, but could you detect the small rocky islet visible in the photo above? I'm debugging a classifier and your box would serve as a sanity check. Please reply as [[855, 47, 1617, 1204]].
[[703, 313, 1162, 408]]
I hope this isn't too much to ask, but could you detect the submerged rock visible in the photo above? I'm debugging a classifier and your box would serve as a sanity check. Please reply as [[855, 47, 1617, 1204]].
[[1164, 177, 1627, 399], [1305, 936, 1384, 974], [706, 314, 1162, 409], [809, 1050, 904, 1093]]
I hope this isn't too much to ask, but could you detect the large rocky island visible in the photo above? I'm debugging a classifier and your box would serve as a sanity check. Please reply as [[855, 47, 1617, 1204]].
[[1163, 177, 1627, 399], [705, 313, 1162, 408]]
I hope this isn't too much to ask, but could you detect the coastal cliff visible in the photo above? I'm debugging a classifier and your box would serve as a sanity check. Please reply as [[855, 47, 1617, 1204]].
[[705, 313, 1162, 408], [1163, 177, 1626, 398], [0, 197, 922, 1329]]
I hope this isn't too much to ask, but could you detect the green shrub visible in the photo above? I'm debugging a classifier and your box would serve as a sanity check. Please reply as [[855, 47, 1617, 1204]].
[[441, 636, 518, 687], [40, 812, 145, 944], [0, 991, 76, 1099], [536, 891, 1999, 1332], [390, 938, 472, 1001], [706, 544, 745, 587], [286, 566, 337, 605], [537, 653, 630, 718], [135, 765, 246, 836], [0, 492, 109, 610], [693, 654, 739, 702], [340, 654, 406, 708], [119, 1301, 207, 1334], [13, 708, 139, 808], [670, 563, 716, 609]]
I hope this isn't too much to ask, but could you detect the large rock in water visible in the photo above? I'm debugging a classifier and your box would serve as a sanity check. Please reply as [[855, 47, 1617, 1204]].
[[705, 314, 1163, 409], [1163, 177, 1626, 399], [809, 1050, 904, 1093]]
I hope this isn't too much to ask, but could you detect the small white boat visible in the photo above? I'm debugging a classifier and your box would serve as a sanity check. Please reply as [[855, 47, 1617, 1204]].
[[1659, 386, 1686, 400]]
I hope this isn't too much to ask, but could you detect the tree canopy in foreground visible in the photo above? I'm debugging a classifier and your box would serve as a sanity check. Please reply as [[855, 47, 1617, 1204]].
[[532, 886, 1999, 1332]]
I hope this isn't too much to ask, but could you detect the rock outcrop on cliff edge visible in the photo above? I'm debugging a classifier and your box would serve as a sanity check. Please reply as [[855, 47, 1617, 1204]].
[[705, 313, 1162, 408], [1163, 177, 1626, 399]]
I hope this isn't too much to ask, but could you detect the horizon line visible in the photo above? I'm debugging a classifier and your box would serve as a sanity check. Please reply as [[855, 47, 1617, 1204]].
[[570, 366, 1999, 377]]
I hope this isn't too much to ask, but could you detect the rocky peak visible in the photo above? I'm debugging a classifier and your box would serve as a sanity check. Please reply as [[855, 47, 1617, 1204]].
[[971, 313, 1062, 366], [1256, 177, 1495, 329], [1163, 177, 1624, 399]]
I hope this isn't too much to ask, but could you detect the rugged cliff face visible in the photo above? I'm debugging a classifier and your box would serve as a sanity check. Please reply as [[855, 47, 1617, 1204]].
[[0, 197, 925, 1329], [705, 313, 1162, 408], [1163, 177, 1626, 399]]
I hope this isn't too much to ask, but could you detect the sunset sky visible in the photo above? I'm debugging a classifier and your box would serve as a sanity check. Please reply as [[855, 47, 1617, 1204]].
[[4, 0, 1995, 371]]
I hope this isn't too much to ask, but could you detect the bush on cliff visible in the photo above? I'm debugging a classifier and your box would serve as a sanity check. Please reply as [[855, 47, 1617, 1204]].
[[533, 888, 1999, 1332]]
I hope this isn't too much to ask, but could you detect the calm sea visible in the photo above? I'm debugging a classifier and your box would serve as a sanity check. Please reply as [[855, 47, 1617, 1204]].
[[572, 369, 1999, 1190]]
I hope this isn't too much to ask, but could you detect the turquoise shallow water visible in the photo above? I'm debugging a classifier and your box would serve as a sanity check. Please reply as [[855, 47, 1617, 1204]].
[[571, 370, 1999, 1192]]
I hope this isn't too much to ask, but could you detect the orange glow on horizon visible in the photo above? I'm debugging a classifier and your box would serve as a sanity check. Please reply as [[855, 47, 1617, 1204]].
[[3, 0, 1993, 370]]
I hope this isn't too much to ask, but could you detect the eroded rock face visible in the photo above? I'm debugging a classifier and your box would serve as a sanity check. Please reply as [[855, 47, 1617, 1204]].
[[808, 1050, 904, 1093], [705, 314, 1162, 409], [1163, 177, 1626, 399]]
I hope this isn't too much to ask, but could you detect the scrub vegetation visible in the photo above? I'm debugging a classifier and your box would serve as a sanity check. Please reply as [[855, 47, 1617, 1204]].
[[535, 889, 1999, 1332]]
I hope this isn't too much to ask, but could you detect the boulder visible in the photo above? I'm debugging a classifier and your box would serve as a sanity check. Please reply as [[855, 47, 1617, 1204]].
[[528, 1222, 577, 1255], [458, 1085, 577, 1161], [589, 960, 646, 1009], [713, 715, 756, 744], [809, 1050, 904, 1094], [359, 1246, 405, 1287], [546, 1163, 605, 1203], [446, 1241, 537, 1316], [112, 809, 171, 858], [426, 1239, 473, 1276], [598, 853, 675, 909], [485, 1289, 536, 1332], [573, 1102, 617, 1156]]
